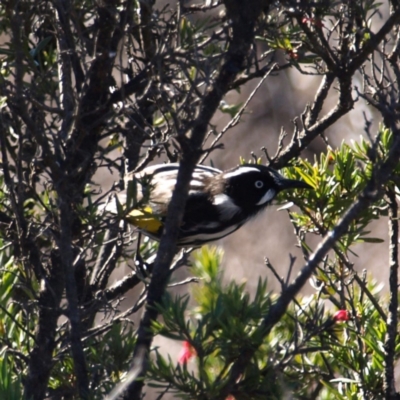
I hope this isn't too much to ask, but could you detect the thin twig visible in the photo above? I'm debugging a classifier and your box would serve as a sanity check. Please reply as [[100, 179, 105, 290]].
[[338, 256, 387, 321], [200, 64, 277, 164], [168, 277, 199, 287], [264, 257, 286, 288]]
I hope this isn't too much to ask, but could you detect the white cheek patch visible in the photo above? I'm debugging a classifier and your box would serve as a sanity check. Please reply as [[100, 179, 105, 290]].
[[256, 189, 276, 206]]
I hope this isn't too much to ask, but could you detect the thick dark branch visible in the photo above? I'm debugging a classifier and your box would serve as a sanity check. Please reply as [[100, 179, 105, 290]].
[[349, 8, 400, 73], [54, 0, 76, 141], [218, 133, 400, 399], [139, 0, 156, 61], [383, 189, 399, 399], [2, 15, 65, 396], [108, 69, 149, 105], [67, 1, 127, 192], [58, 197, 89, 399], [123, 1, 267, 398], [53, 0, 84, 92], [79, 3, 120, 116], [23, 253, 64, 400]]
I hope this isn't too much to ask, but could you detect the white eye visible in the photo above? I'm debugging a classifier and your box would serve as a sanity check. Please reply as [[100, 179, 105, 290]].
[[255, 180, 264, 189]]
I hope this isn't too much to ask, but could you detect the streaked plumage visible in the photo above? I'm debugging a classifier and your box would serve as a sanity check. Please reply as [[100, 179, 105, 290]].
[[107, 163, 310, 246]]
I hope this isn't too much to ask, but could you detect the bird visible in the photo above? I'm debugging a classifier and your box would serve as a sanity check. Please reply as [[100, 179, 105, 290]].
[[107, 163, 311, 247]]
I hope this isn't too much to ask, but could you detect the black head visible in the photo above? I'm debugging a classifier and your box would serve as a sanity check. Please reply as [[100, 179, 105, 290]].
[[220, 164, 311, 214]]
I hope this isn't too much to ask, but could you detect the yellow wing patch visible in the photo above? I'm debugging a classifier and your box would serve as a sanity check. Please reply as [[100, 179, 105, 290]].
[[125, 206, 163, 234]]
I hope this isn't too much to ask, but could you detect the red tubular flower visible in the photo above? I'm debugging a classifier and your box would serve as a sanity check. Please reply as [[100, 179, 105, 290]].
[[301, 17, 324, 28], [333, 309, 350, 322], [178, 341, 196, 364], [286, 49, 299, 60]]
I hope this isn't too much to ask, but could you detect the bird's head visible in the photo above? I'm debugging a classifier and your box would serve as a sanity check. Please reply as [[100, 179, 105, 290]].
[[219, 164, 311, 213]]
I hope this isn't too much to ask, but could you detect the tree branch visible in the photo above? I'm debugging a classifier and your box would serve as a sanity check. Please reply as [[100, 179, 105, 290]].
[[305, 72, 335, 127], [383, 188, 399, 399], [23, 252, 64, 400], [349, 8, 400, 73], [123, 1, 267, 398], [273, 71, 353, 168], [58, 196, 89, 399], [218, 132, 400, 399]]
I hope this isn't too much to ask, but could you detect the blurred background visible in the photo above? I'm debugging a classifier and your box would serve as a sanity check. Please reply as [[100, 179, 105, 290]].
[[96, 44, 389, 381], [1, 0, 397, 397], [87, 8, 393, 382]]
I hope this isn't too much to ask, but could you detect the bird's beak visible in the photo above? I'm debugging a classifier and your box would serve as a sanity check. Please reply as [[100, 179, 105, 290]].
[[279, 178, 313, 190]]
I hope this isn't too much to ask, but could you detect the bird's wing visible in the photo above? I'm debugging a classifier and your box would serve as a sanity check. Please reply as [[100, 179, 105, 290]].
[[119, 163, 221, 222]]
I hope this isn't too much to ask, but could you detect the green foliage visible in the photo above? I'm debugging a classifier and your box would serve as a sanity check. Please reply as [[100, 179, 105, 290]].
[[272, 280, 392, 399], [0, 242, 38, 398], [0, 0, 399, 398], [150, 248, 396, 399], [0, 127, 398, 399], [150, 247, 281, 400], [146, 130, 400, 399], [282, 127, 398, 250], [0, 235, 137, 399], [0, 352, 23, 400], [0, 116, 398, 398]]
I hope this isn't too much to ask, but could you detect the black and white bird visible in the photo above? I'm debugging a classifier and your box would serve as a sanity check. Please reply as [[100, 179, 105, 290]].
[[108, 163, 311, 247]]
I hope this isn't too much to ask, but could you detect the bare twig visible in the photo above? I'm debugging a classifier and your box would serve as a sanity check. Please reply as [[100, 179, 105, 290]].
[[200, 64, 277, 164], [167, 277, 199, 287], [272, 8, 400, 169], [264, 257, 285, 289], [306, 72, 335, 127]]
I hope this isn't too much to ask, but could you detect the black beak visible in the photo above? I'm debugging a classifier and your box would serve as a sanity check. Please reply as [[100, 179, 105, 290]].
[[278, 178, 313, 190]]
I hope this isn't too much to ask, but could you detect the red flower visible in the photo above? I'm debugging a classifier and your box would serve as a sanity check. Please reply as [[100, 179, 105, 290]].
[[287, 49, 299, 60], [333, 309, 350, 322], [178, 341, 196, 364], [301, 17, 324, 28]]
